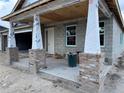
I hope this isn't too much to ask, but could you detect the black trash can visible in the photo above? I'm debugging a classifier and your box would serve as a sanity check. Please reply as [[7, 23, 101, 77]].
[[68, 53, 77, 67]]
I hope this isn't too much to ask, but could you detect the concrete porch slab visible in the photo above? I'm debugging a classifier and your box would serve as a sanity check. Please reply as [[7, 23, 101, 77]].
[[39, 57, 79, 82], [11, 57, 79, 82]]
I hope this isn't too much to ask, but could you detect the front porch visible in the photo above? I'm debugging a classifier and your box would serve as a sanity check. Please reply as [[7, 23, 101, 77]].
[[1, 0, 113, 93], [13, 52, 110, 84], [9, 51, 111, 93], [12, 52, 79, 82]]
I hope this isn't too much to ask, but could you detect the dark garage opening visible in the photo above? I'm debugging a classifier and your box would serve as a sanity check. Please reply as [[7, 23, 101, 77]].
[[15, 32, 32, 51]]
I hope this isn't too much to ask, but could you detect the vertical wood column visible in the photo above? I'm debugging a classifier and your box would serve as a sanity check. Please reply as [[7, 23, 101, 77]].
[[8, 22, 16, 48], [7, 22, 19, 64], [32, 14, 43, 49], [29, 14, 46, 74], [84, 0, 100, 54], [0, 33, 2, 51]]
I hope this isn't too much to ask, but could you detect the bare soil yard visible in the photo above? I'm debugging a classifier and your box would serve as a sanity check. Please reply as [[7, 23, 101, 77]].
[[0, 61, 124, 93], [0, 63, 75, 93]]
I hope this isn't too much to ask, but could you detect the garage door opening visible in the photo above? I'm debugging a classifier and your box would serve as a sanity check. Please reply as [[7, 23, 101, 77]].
[[15, 32, 32, 51]]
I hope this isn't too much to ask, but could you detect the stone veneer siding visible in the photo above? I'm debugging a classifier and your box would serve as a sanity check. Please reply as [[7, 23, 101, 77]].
[[6, 47, 19, 64], [29, 49, 46, 74], [79, 53, 105, 93], [53, 18, 113, 63]]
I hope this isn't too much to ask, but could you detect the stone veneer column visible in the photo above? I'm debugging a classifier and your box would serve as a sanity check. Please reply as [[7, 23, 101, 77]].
[[29, 14, 46, 74], [7, 22, 19, 65], [7, 47, 19, 64], [79, 53, 104, 93], [29, 49, 46, 73], [79, 0, 105, 93]]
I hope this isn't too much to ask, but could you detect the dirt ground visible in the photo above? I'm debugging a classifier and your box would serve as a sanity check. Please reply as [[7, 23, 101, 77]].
[[0, 63, 76, 93], [103, 66, 124, 93], [0, 61, 124, 93]]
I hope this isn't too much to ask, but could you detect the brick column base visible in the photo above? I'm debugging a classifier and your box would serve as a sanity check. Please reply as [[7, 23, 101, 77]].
[[29, 49, 46, 74], [6, 47, 19, 65], [79, 53, 104, 93]]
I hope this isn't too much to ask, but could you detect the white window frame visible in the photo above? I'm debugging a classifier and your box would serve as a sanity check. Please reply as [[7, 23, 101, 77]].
[[66, 25, 77, 47], [99, 21, 105, 47]]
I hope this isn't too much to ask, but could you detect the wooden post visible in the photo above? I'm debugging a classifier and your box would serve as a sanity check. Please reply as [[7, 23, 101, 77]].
[[7, 22, 19, 64], [84, 0, 101, 54], [32, 14, 43, 49], [8, 22, 16, 48]]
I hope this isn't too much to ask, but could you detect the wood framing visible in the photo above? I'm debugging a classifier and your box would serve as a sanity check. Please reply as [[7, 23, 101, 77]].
[[99, 0, 112, 18]]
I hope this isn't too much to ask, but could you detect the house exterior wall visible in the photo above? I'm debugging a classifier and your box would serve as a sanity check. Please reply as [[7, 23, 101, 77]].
[[102, 18, 113, 64], [54, 19, 86, 55], [112, 16, 124, 64], [53, 18, 113, 63], [0, 34, 2, 51]]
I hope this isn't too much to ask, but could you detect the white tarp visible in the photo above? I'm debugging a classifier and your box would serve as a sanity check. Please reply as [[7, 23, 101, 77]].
[[84, 0, 101, 54], [32, 14, 43, 49]]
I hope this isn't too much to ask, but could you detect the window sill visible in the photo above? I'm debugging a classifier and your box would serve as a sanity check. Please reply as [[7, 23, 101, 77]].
[[66, 45, 77, 48], [100, 46, 105, 48]]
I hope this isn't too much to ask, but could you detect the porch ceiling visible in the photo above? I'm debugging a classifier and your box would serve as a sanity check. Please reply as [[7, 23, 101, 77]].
[[41, 1, 88, 23], [2, 0, 123, 30], [19, 1, 104, 24]]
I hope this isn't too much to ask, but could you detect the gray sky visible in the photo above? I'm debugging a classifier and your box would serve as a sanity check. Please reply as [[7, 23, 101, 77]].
[[119, 0, 124, 10], [119, 0, 124, 17], [0, 0, 124, 28], [0, 0, 17, 27]]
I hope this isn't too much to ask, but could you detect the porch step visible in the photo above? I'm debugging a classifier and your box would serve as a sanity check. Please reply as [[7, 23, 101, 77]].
[[39, 71, 84, 93]]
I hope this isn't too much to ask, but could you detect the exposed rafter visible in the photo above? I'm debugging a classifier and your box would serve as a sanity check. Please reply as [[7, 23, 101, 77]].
[[105, 0, 124, 29], [99, 0, 112, 18]]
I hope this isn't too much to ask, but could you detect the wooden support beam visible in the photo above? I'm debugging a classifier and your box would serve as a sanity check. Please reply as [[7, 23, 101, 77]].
[[84, 0, 100, 54], [32, 14, 43, 49], [99, 0, 112, 18]]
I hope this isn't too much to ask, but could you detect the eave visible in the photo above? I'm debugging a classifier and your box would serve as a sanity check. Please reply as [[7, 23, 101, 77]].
[[1, 0, 54, 21], [1, 0, 124, 31], [106, 0, 124, 29], [11, 0, 25, 13]]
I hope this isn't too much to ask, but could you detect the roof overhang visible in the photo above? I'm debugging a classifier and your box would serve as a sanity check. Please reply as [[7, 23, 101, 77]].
[[11, 0, 25, 13], [105, 0, 124, 29], [1, 0, 124, 30], [1, 0, 54, 21]]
